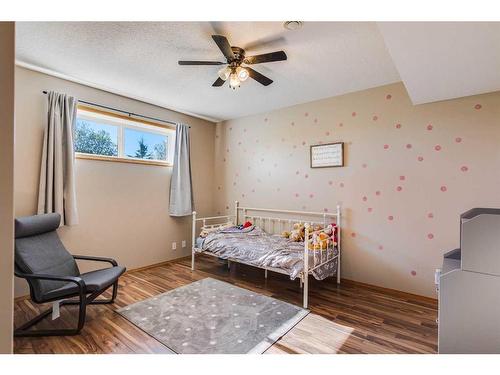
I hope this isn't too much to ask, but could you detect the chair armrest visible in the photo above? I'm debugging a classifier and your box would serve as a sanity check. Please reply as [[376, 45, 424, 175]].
[[14, 271, 87, 295], [73, 255, 118, 267]]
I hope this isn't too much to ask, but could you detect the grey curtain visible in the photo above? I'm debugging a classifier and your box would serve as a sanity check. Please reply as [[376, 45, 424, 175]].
[[169, 123, 193, 216], [37, 91, 79, 226]]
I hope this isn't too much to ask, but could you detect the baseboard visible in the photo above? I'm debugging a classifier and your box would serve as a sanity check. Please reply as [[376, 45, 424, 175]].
[[125, 256, 191, 274], [340, 278, 438, 304]]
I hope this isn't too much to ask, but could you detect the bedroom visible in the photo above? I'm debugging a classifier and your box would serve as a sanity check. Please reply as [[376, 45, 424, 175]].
[[1, 0, 500, 371]]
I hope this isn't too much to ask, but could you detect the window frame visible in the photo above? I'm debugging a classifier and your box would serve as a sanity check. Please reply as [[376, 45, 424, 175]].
[[75, 105, 175, 167]]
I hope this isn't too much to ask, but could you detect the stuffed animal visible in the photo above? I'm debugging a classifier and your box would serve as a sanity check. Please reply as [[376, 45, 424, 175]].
[[288, 222, 306, 242], [281, 230, 291, 238], [308, 231, 331, 250]]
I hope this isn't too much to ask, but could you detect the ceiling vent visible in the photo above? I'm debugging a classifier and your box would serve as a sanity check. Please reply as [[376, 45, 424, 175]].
[[283, 21, 303, 31]]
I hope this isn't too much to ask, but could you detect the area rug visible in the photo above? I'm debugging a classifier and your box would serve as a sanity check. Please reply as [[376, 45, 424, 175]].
[[117, 278, 309, 354]]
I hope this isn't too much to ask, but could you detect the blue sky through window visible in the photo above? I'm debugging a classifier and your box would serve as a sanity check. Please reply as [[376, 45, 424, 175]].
[[124, 128, 168, 160]]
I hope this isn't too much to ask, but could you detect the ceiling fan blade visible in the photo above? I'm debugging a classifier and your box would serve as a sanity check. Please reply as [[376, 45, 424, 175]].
[[178, 61, 225, 65], [244, 51, 287, 65], [212, 35, 235, 61], [246, 67, 273, 86], [212, 77, 226, 87]]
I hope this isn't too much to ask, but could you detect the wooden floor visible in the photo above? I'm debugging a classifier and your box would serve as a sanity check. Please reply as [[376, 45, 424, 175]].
[[14, 256, 438, 354]]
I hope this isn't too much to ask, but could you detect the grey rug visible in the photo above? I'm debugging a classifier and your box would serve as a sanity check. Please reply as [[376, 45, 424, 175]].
[[117, 278, 309, 354]]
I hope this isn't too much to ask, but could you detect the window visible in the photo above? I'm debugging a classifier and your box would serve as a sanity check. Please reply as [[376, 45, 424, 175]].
[[75, 106, 175, 166]]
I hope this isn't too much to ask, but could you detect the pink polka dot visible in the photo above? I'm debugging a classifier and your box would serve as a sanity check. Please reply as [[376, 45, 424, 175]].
[[455, 137, 462, 143], [474, 104, 482, 110], [323, 208, 329, 213], [375, 191, 381, 196], [328, 180, 333, 185], [386, 94, 392, 100], [280, 138, 285, 142], [427, 233, 434, 240], [378, 245, 383, 250], [395, 123, 402, 129], [325, 131, 330, 136], [362, 196, 367, 202], [294, 193, 300, 198], [340, 182, 345, 188], [434, 145, 442, 151], [225, 205, 229, 210], [367, 207, 373, 213], [396, 186, 403, 192], [406, 144, 412, 149], [293, 145, 297, 149], [383, 144, 389, 150], [362, 163, 367, 168], [428, 212, 434, 219], [304, 174, 309, 179], [241, 193, 245, 198], [351, 232, 356, 238], [229, 127, 233, 131], [372, 115, 378, 121], [277, 188, 280, 192], [291, 122, 295, 126], [304, 112, 309, 117], [238, 141, 242, 146], [461, 165, 469, 172], [399, 175, 405, 181], [302, 141, 306, 146], [314, 118, 318, 123], [339, 122, 343, 127], [427, 124, 433, 131], [411, 270, 417, 276], [388, 215, 394, 221], [295, 170, 300, 175], [417, 156, 424, 162], [351, 112, 356, 117], [264, 118, 268, 122], [251, 189, 255, 193], [440, 186, 447, 192], [309, 193, 314, 198]]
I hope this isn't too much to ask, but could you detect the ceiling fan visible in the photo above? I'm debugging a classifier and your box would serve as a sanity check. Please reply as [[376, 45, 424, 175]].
[[178, 35, 287, 89]]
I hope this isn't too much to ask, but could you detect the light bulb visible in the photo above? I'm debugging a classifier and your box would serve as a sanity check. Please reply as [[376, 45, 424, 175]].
[[236, 67, 249, 81], [229, 73, 240, 89], [218, 66, 231, 81]]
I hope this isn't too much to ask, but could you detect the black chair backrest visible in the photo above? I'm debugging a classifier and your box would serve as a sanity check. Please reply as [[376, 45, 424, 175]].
[[15, 213, 80, 302]]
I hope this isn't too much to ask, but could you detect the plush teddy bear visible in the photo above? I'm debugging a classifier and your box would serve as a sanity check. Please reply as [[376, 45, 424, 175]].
[[281, 230, 291, 238], [308, 231, 331, 250], [288, 222, 306, 242]]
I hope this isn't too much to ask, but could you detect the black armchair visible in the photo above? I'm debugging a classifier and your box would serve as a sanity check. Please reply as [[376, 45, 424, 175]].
[[14, 213, 126, 337]]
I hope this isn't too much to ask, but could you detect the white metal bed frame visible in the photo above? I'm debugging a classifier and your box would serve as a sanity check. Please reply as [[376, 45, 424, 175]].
[[191, 201, 341, 308]]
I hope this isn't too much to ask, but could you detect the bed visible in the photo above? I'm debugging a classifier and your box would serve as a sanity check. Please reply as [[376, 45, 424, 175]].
[[191, 202, 341, 308]]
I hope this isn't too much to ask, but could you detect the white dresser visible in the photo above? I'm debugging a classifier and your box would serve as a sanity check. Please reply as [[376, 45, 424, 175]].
[[437, 208, 500, 353]]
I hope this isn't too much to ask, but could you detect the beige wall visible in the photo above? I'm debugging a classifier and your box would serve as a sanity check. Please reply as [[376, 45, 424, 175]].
[[0, 22, 15, 353], [214, 82, 500, 298], [14, 66, 216, 297]]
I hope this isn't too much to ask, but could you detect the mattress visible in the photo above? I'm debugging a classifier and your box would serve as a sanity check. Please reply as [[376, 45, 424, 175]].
[[195, 226, 337, 280]]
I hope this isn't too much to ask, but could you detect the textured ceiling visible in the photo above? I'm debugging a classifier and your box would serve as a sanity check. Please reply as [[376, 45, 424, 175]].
[[16, 22, 401, 122], [378, 22, 500, 105]]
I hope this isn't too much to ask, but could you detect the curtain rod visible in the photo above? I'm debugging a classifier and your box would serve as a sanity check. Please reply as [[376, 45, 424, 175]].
[[42, 91, 189, 128]]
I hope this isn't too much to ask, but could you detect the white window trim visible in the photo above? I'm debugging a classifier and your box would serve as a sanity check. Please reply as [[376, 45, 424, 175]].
[[75, 106, 175, 167]]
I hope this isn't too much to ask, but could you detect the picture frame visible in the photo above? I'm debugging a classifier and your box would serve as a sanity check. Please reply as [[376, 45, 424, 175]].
[[310, 142, 344, 168]]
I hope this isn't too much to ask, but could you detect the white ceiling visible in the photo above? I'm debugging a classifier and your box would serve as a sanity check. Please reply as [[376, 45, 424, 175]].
[[378, 22, 500, 105], [15, 22, 500, 122], [15, 22, 401, 122]]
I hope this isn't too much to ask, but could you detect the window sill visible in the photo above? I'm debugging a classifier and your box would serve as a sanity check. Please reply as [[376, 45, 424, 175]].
[[76, 153, 172, 167]]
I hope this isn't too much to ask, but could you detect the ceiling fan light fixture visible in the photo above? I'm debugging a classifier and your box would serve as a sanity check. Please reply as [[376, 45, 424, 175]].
[[229, 73, 240, 89], [218, 66, 231, 80], [236, 67, 249, 81]]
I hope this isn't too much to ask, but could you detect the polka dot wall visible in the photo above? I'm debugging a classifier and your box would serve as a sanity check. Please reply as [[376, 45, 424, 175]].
[[213, 82, 500, 297]]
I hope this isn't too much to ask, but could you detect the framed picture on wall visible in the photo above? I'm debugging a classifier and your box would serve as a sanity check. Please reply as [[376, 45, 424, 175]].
[[310, 142, 344, 168]]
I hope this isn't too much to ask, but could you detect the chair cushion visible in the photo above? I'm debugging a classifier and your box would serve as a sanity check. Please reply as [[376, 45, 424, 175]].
[[15, 213, 61, 238], [15, 225, 80, 301], [44, 266, 126, 301]]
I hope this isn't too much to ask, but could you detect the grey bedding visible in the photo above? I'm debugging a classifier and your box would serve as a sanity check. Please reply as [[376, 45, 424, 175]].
[[195, 227, 337, 280]]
